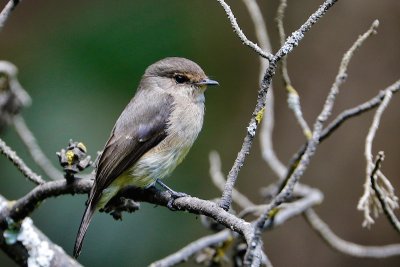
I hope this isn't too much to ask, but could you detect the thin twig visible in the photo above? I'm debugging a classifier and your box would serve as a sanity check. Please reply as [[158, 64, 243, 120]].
[[0, 61, 31, 105], [358, 89, 399, 229], [335, 19, 379, 91], [249, 4, 380, 263], [241, 0, 271, 53], [209, 151, 255, 209], [13, 116, 63, 180], [0, 137, 44, 185], [261, 17, 379, 228], [150, 230, 232, 267], [276, 0, 290, 86], [322, 80, 400, 142], [276, 0, 311, 139], [239, 184, 323, 227], [369, 152, 400, 233], [287, 86, 312, 139], [285, 79, 400, 184], [274, 0, 338, 61], [219, 0, 339, 213], [304, 209, 400, 258], [216, 0, 273, 60], [250, 126, 324, 263], [264, 184, 323, 228], [0, 0, 20, 29], [210, 150, 322, 265], [317, 19, 379, 125], [281, 19, 380, 188], [241, 0, 288, 179], [260, 115, 287, 179], [365, 90, 391, 176]]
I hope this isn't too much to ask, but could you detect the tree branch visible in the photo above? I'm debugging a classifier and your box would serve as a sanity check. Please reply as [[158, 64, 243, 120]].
[[280, 18, 381, 190], [276, 0, 312, 139], [369, 152, 400, 233], [357, 87, 399, 230], [13, 116, 64, 180], [216, 0, 273, 60], [0, 195, 82, 267], [276, 0, 290, 87], [0, 0, 20, 29], [304, 209, 400, 258], [0, 179, 92, 224], [149, 229, 232, 267], [219, 0, 339, 213], [241, 0, 288, 180], [260, 16, 378, 229], [285, 79, 400, 184], [0, 137, 45, 185], [274, 0, 338, 61], [0, 179, 257, 264], [322, 80, 400, 142], [209, 151, 255, 209]]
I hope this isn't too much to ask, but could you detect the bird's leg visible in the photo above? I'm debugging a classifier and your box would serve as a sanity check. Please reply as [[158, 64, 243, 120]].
[[156, 179, 189, 210], [156, 179, 188, 198]]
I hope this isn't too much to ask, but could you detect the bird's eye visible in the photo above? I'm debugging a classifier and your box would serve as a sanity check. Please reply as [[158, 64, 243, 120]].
[[174, 74, 189, 84]]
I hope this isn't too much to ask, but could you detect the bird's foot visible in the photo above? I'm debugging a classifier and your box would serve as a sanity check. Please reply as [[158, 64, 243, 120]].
[[166, 191, 190, 211], [156, 179, 190, 211]]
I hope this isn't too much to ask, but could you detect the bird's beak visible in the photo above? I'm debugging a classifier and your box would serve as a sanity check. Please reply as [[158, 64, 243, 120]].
[[195, 78, 219, 86]]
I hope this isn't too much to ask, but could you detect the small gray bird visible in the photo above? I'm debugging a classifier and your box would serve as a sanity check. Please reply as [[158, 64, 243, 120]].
[[73, 57, 218, 258]]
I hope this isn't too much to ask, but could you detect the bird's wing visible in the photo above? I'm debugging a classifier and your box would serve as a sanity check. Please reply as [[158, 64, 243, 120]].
[[93, 89, 174, 200], [74, 88, 173, 258]]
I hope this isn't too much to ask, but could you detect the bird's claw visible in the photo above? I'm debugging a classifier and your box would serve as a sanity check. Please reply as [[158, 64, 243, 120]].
[[166, 191, 190, 211], [155, 179, 190, 210]]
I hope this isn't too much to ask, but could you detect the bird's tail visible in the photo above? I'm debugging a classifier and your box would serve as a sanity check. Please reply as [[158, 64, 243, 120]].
[[73, 201, 96, 258]]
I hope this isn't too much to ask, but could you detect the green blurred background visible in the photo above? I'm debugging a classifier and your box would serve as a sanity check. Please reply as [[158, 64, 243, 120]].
[[0, 0, 399, 266]]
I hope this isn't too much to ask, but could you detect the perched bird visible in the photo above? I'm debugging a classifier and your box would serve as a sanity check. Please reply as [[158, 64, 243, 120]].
[[73, 57, 218, 258]]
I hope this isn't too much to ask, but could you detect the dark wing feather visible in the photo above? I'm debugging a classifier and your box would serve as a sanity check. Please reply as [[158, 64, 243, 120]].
[[94, 88, 173, 198], [73, 88, 173, 258]]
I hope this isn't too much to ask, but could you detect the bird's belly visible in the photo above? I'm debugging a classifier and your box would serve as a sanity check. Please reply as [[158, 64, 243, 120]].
[[98, 146, 190, 209], [127, 144, 191, 187], [134, 142, 190, 180]]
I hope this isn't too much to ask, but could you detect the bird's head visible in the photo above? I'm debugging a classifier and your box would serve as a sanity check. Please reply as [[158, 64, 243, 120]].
[[142, 57, 219, 99]]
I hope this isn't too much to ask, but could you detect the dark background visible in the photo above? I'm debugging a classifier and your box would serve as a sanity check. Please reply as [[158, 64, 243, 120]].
[[0, 0, 399, 266]]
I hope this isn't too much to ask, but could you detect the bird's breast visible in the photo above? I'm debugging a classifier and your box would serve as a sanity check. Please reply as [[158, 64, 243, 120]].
[[128, 99, 205, 185]]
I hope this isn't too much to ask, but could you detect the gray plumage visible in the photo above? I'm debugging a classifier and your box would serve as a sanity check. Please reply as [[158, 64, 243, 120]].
[[73, 57, 218, 258]]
